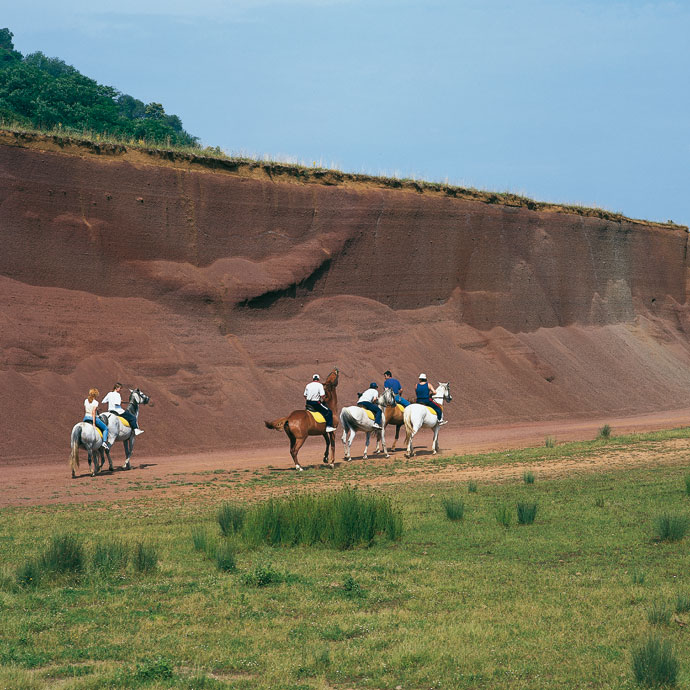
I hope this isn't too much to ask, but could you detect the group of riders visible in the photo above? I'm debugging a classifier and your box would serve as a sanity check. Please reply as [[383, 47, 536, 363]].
[[304, 370, 447, 431], [82, 382, 144, 450]]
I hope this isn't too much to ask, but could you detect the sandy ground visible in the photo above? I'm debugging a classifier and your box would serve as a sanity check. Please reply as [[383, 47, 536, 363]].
[[3, 407, 690, 508]]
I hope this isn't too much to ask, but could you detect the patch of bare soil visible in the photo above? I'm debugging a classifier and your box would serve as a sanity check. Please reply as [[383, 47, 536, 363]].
[[3, 409, 689, 508]]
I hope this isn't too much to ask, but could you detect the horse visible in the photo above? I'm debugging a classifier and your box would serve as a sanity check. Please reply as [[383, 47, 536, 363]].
[[403, 382, 452, 458], [340, 387, 394, 461], [383, 389, 406, 452], [69, 422, 106, 478], [100, 388, 152, 471], [264, 368, 339, 471]]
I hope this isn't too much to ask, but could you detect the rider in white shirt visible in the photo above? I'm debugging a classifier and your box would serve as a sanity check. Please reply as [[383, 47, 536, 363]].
[[304, 374, 336, 432], [357, 383, 382, 428], [102, 382, 144, 435]]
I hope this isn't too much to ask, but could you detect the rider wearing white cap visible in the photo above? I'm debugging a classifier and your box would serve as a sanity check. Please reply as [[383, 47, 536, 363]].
[[304, 374, 336, 432], [415, 373, 446, 423]]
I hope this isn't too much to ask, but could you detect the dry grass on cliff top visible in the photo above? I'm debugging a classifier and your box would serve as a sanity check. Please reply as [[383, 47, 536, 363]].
[[1, 120, 684, 229], [1, 430, 690, 689]]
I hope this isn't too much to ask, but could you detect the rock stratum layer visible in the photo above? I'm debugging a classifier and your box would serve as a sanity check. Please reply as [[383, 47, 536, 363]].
[[2, 132, 690, 459]]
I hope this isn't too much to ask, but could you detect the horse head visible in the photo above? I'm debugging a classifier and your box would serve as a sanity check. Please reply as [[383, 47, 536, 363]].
[[323, 368, 339, 390], [129, 388, 152, 407], [437, 382, 452, 403], [380, 387, 396, 407]]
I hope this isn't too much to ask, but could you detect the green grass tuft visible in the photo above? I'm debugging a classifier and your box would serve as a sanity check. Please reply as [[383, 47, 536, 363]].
[[495, 503, 512, 528], [517, 501, 538, 525], [674, 593, 690, 613], [217, 502, 246, 536], [653, 513, 689, 543], [684, 474, 690, 496], [132, 542, 158, 573], [545, 436, 556, 448], [523, 470, 535, 484], [242, 487, 402, 549], [41, 534, 84, 574], [598, 424, 612, 440], [631, 635, 678, 687], [467, 480, 478, 493], [91, 539, 129, 573], [215, 542, 237, 572], [647, 601, 671, 626], [441, 496, 465, 521]]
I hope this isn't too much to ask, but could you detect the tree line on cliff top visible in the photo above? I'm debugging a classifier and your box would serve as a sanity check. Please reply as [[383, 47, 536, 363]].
[[0, 28, 198, 148]]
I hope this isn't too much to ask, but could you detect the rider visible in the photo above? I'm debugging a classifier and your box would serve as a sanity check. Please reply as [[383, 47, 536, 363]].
[[84, 388, 110, 450], [383, 370, 410, 407], [102, 382, 144, 435], [304, 374, 336, 432], [357, 382, 383, 429], [415, 374, 447, 424]]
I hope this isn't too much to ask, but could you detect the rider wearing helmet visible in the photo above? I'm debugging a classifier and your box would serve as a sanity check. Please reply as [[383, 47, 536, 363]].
[[415, 374, 446, 424], [357, 382, 383, 429], [304, 374, 336, 432]]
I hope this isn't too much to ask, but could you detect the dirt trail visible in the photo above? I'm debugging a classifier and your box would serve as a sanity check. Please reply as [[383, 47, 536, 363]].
[[3, 407, 689, 508]]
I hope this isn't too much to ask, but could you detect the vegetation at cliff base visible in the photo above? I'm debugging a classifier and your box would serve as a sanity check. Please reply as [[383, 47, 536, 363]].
[[0, 27, 198, 147]]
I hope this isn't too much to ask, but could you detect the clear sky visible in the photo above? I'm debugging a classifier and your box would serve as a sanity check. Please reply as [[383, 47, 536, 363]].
[[6, 1, 689, 225]]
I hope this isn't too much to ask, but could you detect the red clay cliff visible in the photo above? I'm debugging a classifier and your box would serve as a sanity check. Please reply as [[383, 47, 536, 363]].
[[1, 130, 689, 460]]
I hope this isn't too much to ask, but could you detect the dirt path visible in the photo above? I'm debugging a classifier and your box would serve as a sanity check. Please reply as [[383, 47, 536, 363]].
[[3, 407, 690, 508]]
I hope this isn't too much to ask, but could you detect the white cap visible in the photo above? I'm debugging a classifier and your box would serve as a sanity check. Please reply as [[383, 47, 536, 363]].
[[312, 374, 320, 380], [418, 373, 427, 380]]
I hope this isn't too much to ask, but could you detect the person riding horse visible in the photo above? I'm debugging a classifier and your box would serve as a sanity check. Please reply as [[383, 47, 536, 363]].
[[383, 370, 410, 407], [304, 374, 336, 432], [357, 383, 383, 429], [415, 374, 447, 424], [102, 382, 144, 435]]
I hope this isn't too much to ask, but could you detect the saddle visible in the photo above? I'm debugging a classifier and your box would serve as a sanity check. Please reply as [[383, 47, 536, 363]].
[[307, 410, 326, 424], [357, 404, 376, 421], [100, 412, 131, 428], [396, 404, 405, 413], [424, 405, 438, 416]]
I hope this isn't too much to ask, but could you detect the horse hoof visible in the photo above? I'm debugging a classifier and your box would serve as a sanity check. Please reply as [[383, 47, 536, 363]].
[[295, 464, 303, 471], [385, 454, 390, 459], [363, 455, 368, 460]]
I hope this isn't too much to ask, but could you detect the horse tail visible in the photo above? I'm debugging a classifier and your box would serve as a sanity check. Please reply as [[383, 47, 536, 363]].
[[69, 424, 81, 475], [265, 417, 289, 432]]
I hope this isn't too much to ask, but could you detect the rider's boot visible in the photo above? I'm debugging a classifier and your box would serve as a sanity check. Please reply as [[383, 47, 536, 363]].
[[134, 428, 144, 435]]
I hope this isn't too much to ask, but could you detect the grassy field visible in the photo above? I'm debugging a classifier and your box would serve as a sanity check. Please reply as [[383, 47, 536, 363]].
[[2, 434, 690, 689]]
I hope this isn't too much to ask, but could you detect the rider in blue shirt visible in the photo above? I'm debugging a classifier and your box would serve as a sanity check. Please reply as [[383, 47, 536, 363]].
[[415, 373, 445, 423], [383, 370, 409, 407]]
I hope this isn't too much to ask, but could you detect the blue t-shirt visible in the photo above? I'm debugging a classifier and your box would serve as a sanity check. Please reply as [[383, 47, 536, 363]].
[[415, 382, 430, 402], [384, 378, 402, 394]]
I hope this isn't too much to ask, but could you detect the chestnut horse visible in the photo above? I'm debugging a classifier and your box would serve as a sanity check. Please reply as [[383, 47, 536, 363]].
[[265, 368, 339, 471], [383, 394, 406, 452]]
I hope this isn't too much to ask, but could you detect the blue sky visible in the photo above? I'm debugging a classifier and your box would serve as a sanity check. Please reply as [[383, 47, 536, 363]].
[[6, 1, 689, 225]]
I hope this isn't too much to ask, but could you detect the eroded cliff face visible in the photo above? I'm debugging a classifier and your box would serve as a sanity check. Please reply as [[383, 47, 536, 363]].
[[1, 133, 689, 459]]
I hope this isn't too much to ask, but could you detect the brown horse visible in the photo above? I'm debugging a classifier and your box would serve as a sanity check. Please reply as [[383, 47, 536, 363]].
[[384, 398, 405, 451], [265, 368, 339, 471]]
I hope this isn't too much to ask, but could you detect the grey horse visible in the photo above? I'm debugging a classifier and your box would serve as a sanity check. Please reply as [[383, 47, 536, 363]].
[[99, 388, 152, 471], [69, 422, 106, 478]]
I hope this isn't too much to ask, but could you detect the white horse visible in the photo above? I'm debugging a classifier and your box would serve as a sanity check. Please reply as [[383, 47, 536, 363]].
[[340, 387, 395, 461], [100, 388, 152, 471], [69, 422, 106, 478], [403, 382, 452, 458]]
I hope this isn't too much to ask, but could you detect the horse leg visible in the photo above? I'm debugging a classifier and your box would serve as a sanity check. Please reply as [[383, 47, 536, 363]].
[[343, 428, 355, 461], [105, 445, 113, 471], [290, 435, 307, 471], [322, 433, 330, 464], [393, 424, 401, 451], [380, 426, 389, 459], [329, 430, 336, 467], [123, 436, 133, 470], [432, 425, 440, 454]]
